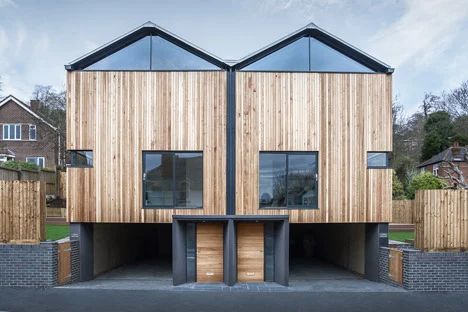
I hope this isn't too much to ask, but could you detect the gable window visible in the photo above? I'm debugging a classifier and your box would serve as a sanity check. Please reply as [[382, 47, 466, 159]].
[[367, 152, 391, 168], [2, 124, 21, 140], [29, 125, 37, 140], [68, 150, 93, 168], [85, 35, 219, 71], [26, 156, 45, 168], [143, 151, 203, 208], [259, 152, 318, 209], [242, 36, 374, 73]]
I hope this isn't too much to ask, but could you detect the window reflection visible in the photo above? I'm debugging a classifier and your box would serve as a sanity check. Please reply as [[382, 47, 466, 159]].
[[259, 153, 287, 208]]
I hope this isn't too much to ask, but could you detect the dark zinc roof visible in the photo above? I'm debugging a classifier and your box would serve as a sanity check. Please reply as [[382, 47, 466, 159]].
[[417, 146, 468, 168], [66, 21, 394, 73]]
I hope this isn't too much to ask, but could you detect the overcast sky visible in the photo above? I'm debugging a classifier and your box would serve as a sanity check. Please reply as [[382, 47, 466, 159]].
[[1, 0, 468, 114]]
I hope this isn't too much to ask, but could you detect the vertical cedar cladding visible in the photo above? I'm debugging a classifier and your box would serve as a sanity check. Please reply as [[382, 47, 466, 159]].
[[67, 71, 227, 223], [235, 72, 392, 223]]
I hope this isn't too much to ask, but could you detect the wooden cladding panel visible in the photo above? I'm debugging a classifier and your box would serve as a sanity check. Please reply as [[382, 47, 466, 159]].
[[67, 71, 226, 223], [237, 223, 264, 282], [236, 72, 392, 223], [196, 223, 224, 283]]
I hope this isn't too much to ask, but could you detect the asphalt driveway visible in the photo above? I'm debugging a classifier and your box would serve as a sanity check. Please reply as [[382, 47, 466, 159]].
[[1, 287, 467, 312]]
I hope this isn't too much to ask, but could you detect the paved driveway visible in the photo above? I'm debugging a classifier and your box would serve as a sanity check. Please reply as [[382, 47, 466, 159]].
[[1, 288, 467, 312]]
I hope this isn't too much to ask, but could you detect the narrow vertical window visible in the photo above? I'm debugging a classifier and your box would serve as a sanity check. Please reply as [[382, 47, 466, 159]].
[[29, 125, 37, 140], [2, 124, 8, 139], [15, 124, 21, 140]]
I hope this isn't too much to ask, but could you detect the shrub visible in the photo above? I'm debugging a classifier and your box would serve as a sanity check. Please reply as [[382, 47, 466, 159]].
[[0, 160, 39, 171], [392, 171, 405, 199], [406, 171, 446, 199]]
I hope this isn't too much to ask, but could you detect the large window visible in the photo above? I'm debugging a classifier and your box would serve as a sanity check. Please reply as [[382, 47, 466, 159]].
[[259, 152, 318, 209], [26, 156, 45, 168], [2, 124, 21, 140], [367, 152, 391, 169], [242, 36, 373, 73], [68, 150, 93, 168], [85, 35, 219, 71], [143, 152, 203, 208]]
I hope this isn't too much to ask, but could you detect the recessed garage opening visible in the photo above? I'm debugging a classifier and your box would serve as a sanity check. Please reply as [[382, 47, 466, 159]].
[[289, 224, 366, 282], [93, 223, 172, 282]]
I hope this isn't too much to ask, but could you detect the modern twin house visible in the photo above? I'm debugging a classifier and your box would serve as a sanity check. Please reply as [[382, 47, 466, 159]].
[[66, 22, 393, 286]]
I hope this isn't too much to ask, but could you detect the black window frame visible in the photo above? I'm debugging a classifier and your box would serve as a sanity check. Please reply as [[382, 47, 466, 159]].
[[143, 151, 203, 209], [367, 151, 392, 169], [68, 150, 93, 168], [259, 151, 319, 210]]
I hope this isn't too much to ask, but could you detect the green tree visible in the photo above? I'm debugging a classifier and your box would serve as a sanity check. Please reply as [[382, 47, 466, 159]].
[[406, 172, 446, 199], [421, 111, 454, 161], [392, 171, 405, 199]]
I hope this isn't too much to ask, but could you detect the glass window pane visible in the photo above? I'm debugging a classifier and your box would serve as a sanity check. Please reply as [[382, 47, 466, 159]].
[[29, 125, 36, 140], [38, 158, 44, 168], [310, 37, 373, 73], [367, 152, 389, 168], [144, 153, 173, 206], [174, 153, 203, 207], [15, 125, 21, 139], [287, 154, 317, 207], [3, 125, 8, 139], [85, 36, 151, 70], [151, 36, 218, 70], [9, 125, 14, 139], [259, 153, 287, 208], [242, 37, 309, 71], [70, 151, 93, 167]]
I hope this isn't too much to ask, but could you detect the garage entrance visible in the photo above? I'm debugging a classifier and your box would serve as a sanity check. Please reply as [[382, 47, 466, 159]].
[[289, 224, 365, 282], [92, 223, 172, 282]]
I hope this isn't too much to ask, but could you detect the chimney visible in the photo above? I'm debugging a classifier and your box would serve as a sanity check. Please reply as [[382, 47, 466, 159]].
[[30, 100, 40, 112]]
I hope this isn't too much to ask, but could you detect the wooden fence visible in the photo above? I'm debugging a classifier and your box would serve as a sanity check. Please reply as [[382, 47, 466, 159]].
[[0, 181, 45, 243], [392, 200, 415, 224], [0, 167, 64, 197], [414, 190, 468, 251]]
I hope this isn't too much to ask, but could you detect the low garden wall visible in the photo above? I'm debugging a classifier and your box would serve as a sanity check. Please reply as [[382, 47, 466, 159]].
[[380, 247, 468, 291], [0, 239, 79, 287]]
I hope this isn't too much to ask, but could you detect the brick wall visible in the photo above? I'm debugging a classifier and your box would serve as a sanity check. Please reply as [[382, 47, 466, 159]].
[[379, 247, 468, 291], [0, 242, 58, 287]]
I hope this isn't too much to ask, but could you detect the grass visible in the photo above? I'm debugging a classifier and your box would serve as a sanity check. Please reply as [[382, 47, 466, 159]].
[[46, 224, 70, 241], [388, 231, 415, 242]]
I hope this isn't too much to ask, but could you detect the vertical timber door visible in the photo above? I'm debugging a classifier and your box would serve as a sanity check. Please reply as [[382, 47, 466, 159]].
[[237, 223, 264, 282], [196, 223, 224, 283]]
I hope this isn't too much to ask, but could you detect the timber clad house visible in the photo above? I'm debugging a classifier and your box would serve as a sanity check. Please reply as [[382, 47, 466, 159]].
[[66, 22, 393, 286], [0, 95, 58, 168]]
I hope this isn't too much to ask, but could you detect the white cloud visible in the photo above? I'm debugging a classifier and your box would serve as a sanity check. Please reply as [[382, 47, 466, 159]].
[[0, 0, 15, 8]]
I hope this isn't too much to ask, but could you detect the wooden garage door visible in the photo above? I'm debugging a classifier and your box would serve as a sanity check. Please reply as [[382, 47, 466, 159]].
[[237, 223, 264, 282], [196, 223, 224, 283]]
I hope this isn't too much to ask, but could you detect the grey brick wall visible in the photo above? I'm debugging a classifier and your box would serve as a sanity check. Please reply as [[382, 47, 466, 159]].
[[0, 242, 58, 287], [379, 247, 468, 291]]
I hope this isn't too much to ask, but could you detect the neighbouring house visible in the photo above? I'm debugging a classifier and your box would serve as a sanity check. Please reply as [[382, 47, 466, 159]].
[[0, 95, 59, 169], [417, 142, 468, 187], [66, 22, 393, 286]]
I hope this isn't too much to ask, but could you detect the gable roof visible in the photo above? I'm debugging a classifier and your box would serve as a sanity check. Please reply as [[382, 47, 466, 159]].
[[417, 146, 468, 168], [0, 95, 57, 131], [65, 21, 229, 70], [233, 23, 393, 73]]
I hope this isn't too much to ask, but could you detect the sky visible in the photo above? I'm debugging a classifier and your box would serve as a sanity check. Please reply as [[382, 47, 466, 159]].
[[1, 0, 468, 114]]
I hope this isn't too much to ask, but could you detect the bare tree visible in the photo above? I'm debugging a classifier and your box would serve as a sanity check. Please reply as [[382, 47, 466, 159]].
[[441, 157, 468, 189], [421, 93, 441, 119]]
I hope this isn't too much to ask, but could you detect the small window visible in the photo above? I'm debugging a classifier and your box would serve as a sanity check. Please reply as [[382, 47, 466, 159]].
[[26, 156, 45, 168], [69, 150, 93, 167], [29, 125, 37, 140], [367, 152, 391, 168], [432, 164, 439, 176], [2, 124, 21, 140], [143, 151, 203, 208], [259, 152, 318, 209]]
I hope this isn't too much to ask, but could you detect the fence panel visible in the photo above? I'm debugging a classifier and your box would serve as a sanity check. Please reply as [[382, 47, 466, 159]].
[[415, 189, 468, 251], [392, 200, 414, 224], [0, 167, 20, 180], [0, 181, 45, 243]]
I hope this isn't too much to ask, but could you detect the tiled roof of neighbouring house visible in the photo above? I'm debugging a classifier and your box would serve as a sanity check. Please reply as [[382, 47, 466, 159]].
[[417, 146, 468, 168]]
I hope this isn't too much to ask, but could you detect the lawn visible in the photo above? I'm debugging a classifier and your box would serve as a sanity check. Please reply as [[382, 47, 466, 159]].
[[388, 231, 414, 242], [46, 224, 70, 241]]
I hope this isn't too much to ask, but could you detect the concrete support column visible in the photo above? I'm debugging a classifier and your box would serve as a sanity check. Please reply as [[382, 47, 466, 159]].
[[365, 223, 388, 281], [172, 220, 187, 286], [70, 223, 94, 282], [224, 219, 236, 286], [274, 220, 289, 286]]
